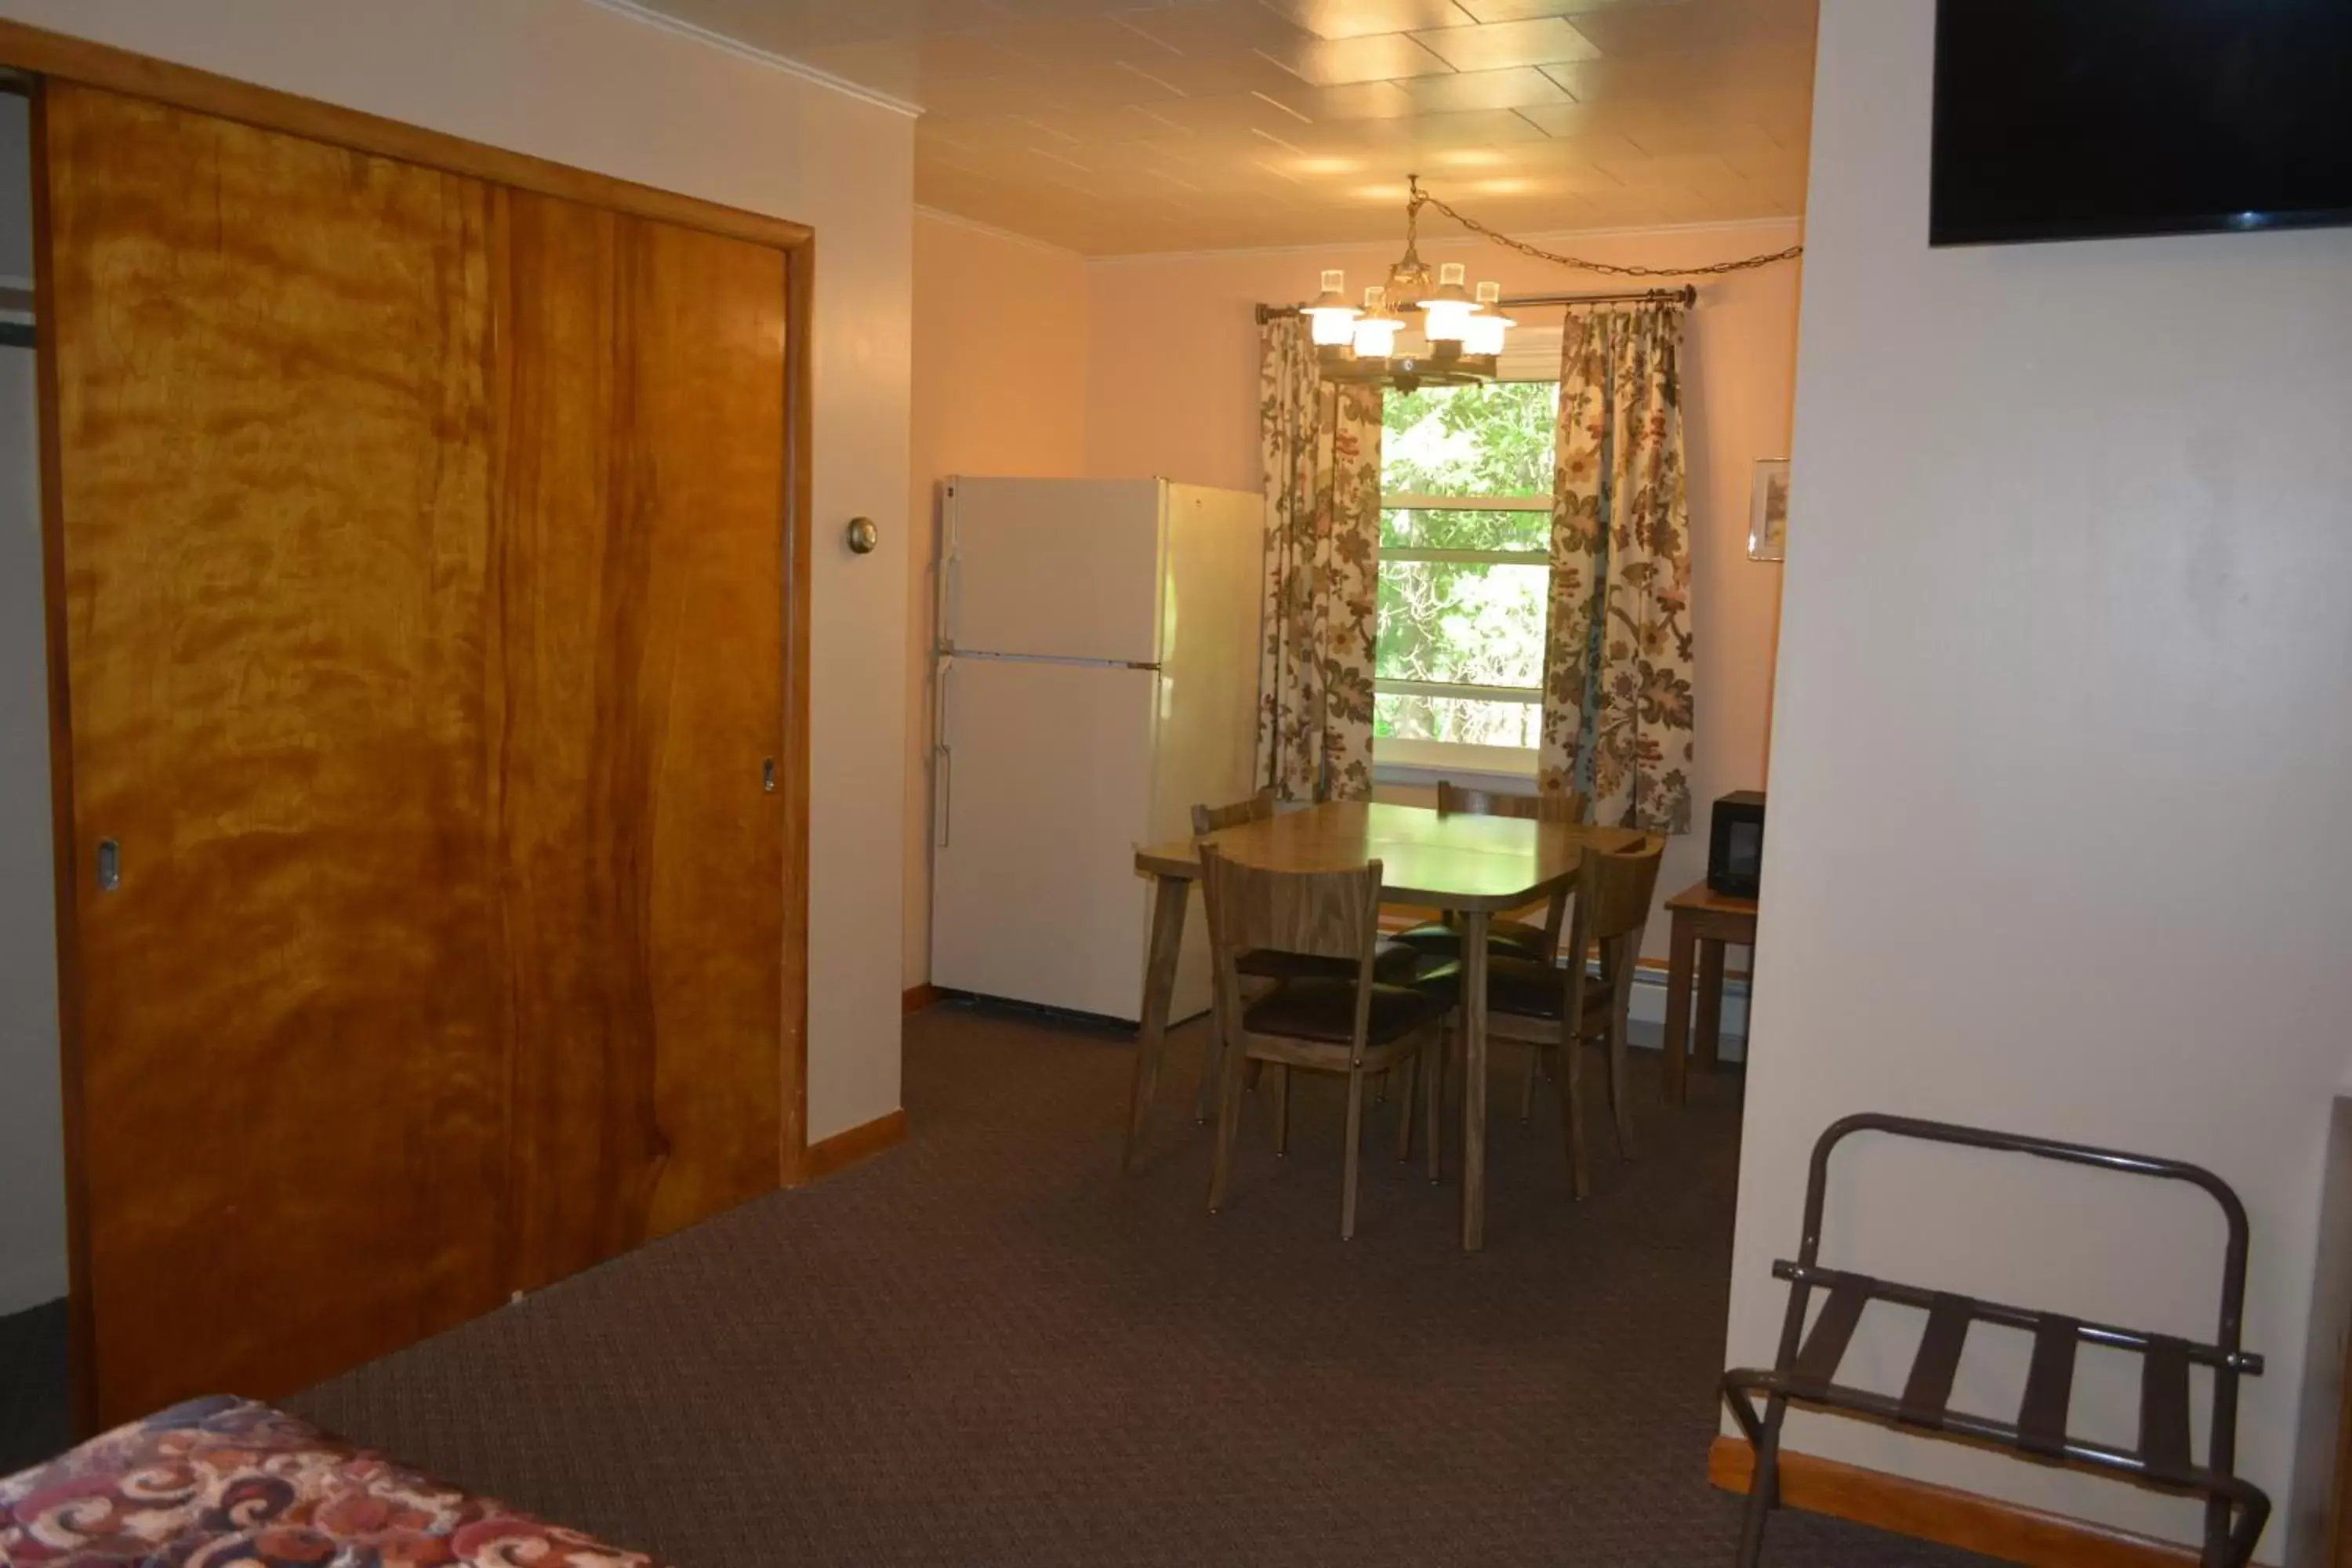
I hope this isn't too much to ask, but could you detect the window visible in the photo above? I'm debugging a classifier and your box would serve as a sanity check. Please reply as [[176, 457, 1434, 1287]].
[[1376, 378, 1558, 768]]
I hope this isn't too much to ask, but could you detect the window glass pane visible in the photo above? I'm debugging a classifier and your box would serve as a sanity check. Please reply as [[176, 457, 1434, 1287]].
[[1374, 560, 1547, 688], [1381, 380, 1560, 499], [1375, 692, 1542, 748], [1381, 506, 1548, 553]]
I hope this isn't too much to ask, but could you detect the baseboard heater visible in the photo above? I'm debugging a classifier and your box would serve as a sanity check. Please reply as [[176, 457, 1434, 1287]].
[[1624, 962, 1749, 1065]]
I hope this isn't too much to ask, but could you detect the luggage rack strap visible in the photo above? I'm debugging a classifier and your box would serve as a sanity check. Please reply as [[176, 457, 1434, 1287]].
[[1789, 1277, 1869, 1391], [1897, 1292, 1971, 1428], [2140, 1335, 2194, 1480], [1770, 1261, 2259, 1374], [2018, 1313, 2081, 1457]]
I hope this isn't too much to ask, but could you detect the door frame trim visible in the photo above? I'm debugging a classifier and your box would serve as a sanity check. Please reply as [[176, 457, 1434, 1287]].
[[7, 17, 818, 1431], [0, 20, 812, 252]]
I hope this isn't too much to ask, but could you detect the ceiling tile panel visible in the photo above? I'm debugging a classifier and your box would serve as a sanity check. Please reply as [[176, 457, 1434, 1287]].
[[1610, 114, 1786, 158], [1111, 48, 1323, 99], [1116, 0, 1319, 53], [1509, 123, 1655, 166], [1402, 66, 1574, 111], [1455, 0, 1696, 19], [1256, 31, 1459, 85], [982, 0, 1191, 16], [1408, 17, 1601, 71], [1389, 107, 1557, 148], [1260, 0, 1481, 42], [1031, 70, 1198, 110], [1270, 81, 1425, 121], [1538, 46, 1813, 108], [638, 0, 1815, 253], [981, 14, 1178, 65], [1564, 0, 1813, 58], [1117, 90, 1316, 136], [799, 30, 1048, 87], [906, 78, 1054, 118]]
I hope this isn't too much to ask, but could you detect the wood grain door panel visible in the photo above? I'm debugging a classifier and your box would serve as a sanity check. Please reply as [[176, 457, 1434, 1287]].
[[492, 191, 786, 1291], [44, 84, 790, 1422], [606, 215, 788, 1246], [43, 83, 506, 1422]]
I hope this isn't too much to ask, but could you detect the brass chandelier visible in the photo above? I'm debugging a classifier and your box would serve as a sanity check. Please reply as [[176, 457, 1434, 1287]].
[[1307, 176, 1512, 392], [1298, 176, 1806, 391]]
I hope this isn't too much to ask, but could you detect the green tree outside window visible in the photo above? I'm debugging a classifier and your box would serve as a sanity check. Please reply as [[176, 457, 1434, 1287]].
[[1376, 382, 1558, 748]]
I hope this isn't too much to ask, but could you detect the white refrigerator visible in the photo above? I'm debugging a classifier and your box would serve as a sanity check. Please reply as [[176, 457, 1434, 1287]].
[[931, 477, 1261, 1024]]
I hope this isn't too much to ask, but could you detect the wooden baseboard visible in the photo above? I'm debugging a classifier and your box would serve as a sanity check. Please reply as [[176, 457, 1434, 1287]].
[[902, 983, 945, 1014], [1708, 1436, 2198, 1568], [789, 1108, 906, 1188]]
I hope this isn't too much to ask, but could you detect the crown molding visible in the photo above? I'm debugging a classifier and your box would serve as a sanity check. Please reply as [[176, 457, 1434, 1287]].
[[586, 0, 924, 120]]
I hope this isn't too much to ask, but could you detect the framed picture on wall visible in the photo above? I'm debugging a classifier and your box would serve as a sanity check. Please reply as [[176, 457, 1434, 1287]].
[[1748, 459, 1790, 561]]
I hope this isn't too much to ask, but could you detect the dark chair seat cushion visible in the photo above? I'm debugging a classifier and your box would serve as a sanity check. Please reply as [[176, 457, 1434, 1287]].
[[1243, 975, 1451, 1046], [1490, 956, 1615, 1022], [1237, 937, 1423, 984], [1410, 956, 1610, 1024], [1391, 917, 1552, 963]]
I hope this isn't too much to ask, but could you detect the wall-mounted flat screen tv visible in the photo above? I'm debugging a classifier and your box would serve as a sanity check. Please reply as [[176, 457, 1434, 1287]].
[[1932, 0, 2352, 247]]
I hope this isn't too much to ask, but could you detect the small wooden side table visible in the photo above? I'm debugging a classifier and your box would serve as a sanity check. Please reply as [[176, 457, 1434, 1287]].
[[1662, 879, 1757, 1104]]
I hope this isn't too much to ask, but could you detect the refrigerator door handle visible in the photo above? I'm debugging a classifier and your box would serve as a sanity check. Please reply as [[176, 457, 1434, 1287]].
[[937, 494, 959, 654], [935, 659, 953, 850], [940, 552, 959, 654]]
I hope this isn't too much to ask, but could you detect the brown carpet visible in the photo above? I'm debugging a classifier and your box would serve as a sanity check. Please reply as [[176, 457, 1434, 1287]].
[[278, 1003, 1997, 1567]]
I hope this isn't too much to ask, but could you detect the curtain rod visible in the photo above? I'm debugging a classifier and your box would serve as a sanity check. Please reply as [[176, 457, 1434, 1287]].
[[1252, 284, 1694, 325]]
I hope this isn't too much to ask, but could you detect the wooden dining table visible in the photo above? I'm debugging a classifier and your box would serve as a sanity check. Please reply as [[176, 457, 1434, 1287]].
[[1127, 800, 1647, 1251]]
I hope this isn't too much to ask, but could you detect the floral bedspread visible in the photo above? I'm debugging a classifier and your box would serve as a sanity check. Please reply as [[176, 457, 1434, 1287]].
[[0, 1396, 660, 1566]]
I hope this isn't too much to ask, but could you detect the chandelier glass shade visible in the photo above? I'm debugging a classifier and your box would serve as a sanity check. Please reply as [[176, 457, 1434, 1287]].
[[1312, 177, 1511, 391]]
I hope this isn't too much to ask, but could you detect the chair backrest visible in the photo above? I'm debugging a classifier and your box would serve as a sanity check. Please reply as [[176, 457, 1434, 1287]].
[[1578, 835, 1665, 944], [1436, 779, 1588, 824], [1199, 845, 1387, 1056], [1552, 835, 1665, 1032], [1198, 845, 1384, 966], [1436, 780, 1591, 956], [1192, 787, 1276, 838]]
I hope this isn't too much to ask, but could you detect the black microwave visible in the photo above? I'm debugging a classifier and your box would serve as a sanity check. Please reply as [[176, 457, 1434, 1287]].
[[1707, 790, 1766, 898]]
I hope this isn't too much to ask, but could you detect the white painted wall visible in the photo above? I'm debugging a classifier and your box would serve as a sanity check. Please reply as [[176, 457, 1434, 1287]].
[[0, 89, 67, 1318], [1726, 3, 2352, 1560], [0, 0, 914, 1142]]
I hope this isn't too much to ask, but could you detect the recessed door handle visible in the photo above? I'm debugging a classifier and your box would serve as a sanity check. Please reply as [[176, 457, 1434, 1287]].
[[762, 758, 777, 794], [95, 838, 120, 892]]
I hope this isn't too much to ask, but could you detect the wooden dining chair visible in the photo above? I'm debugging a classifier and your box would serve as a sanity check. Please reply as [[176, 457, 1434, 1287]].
[[1190, 788, 1276, 839], [1423, 834, 1664, 1199], [1392, 781, 1590, 966], [1189, 789, 1423, 1127], [1200, 846, 1451, 1240]]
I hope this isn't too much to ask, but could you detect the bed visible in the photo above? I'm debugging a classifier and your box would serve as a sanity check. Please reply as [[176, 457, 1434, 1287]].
[[0, 1395, 660, 1566]]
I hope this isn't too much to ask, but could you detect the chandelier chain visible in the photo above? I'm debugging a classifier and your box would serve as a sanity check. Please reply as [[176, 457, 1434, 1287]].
[[1410, 178, 1804, 279]]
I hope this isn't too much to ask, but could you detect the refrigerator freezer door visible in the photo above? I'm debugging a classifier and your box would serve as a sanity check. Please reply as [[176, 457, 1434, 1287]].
[[942, 477, 1165, 664], [931, 655, 1208, 1023]]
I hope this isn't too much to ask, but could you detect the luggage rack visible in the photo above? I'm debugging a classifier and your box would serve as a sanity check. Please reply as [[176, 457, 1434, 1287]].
[[1721, 1113, 2270, 1567]]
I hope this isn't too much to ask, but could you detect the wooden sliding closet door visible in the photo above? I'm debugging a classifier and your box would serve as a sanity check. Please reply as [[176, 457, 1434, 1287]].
[[43, 82, 788, 1425], [43, 84, 508, 1423], [492, 191, 786, 1292]]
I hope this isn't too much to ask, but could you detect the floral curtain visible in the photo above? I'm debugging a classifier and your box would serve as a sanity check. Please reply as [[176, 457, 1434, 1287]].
[[1539, 303, 1697, 833], [1256, 313, 1382, 802]]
